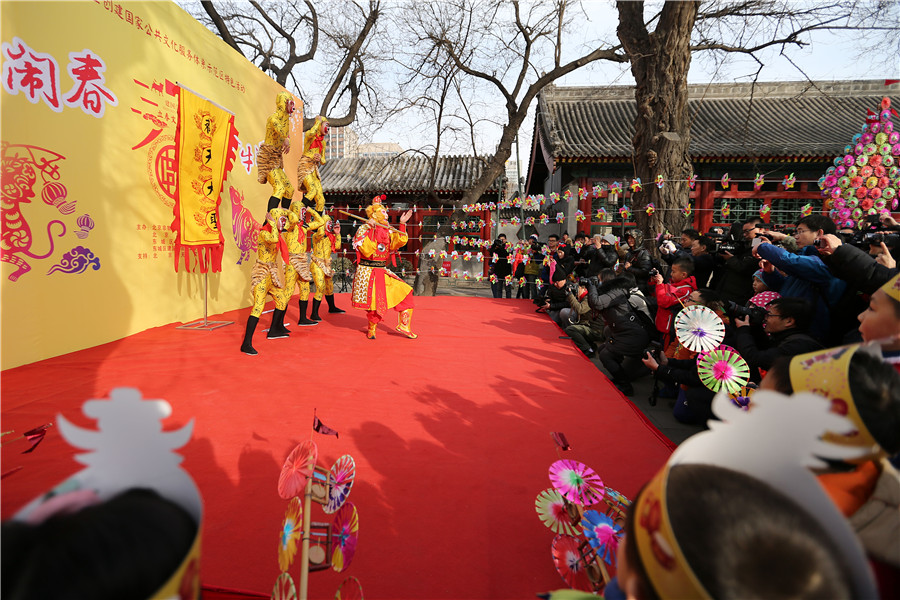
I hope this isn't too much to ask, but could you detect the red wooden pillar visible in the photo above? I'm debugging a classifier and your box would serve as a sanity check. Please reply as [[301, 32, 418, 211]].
[[697, 180, 715, 232], [578, 189, 592, 236]]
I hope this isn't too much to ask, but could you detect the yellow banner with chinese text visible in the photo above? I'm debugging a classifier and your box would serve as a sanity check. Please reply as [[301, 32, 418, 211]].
[[1, 1, 304, 369]]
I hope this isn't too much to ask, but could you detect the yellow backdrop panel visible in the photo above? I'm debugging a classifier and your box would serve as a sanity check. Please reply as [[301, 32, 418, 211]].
[[1, 1, 305, 369]]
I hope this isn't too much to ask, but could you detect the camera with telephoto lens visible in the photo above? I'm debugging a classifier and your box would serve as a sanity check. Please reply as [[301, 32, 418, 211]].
[[725, 300, 767, 325], [716, 242, 737, 254]]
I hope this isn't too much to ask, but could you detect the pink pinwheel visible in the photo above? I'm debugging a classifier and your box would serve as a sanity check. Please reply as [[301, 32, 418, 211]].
[[278, 441, 318, 500], [331, 502, 359, 573], [581, 510, 623, 565], [324, 454, 356, 514], [549, 459, 604, 506], [697, 348, 750, 394], [551, 534, 592, 591], [674, 305, 725, 353], [535, 488, 579, 535]]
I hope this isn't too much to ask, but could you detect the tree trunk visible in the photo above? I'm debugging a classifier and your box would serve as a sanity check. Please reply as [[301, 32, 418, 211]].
[[617, 1, 698, 251]]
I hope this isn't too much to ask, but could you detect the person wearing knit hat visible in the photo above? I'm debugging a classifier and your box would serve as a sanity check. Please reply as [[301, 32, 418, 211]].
[[751, 269, 770, 294]]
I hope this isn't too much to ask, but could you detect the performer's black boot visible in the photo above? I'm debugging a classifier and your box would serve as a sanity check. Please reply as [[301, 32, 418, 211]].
[[310, 298, 322, 321], [297, 299, 318, 326], [325, 294, 345, 314], [241, 316, 259, 355], [267, 308, 290, 339], [266, 196, 280, 216], [280, 196, 291, 209]]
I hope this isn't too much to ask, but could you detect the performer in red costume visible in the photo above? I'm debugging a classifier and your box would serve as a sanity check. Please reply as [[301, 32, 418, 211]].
[[351, 195, 416, 339]]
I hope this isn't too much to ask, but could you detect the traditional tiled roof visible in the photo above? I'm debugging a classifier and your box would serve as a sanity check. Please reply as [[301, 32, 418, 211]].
[[536, 80, 897, 161], [320, 154, 499, 194]]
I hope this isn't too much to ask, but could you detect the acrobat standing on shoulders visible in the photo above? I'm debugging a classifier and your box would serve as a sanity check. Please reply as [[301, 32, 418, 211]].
[[309, 212, 345, 320], [257, 91, 295, 217], [241, 208, 291, 355], [282, 199, 327, 326], [296, 115, 328, 211], [351, 195, 417, 340]]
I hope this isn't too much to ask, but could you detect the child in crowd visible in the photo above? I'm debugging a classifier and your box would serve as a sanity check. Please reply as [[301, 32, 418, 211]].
[[858, 272, 900, 369], [649, 257, 696, 350]]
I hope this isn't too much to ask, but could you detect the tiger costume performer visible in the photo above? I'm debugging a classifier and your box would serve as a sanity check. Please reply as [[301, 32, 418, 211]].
[[275, 200, 327, 326], [308, 214, 346, 320], [241, 208, 291, 355], [351, 195, 416, 339], [258, 91, 295, 218]]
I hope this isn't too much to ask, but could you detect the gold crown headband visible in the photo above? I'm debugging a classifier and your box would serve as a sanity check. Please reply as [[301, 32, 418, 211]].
[[632, 464, 712, 600], [789, 344, 885, 461], [880, 272, 900, 303]]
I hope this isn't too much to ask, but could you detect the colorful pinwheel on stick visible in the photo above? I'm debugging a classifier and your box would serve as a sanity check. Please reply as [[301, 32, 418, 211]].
[[278, 441, 318, 500], [800, 203, 813, 218], [655, 174, 664, 189], [540, 214, 550, 225], [609, 182, 622, 194], [688, 174, 697, 189], [721, 201, 731, 219], [674, 305, 725, 353], [681, 204, 692, 217], [630, 178, 642, 192], [696, 347, 750, 394], [578, 188, 587, 201], [535, 488, 580, 536], [278, 497, 303, 572], [592, 184, 602, 197], [556, 212, 565, 223], [596, 208, 608, 221], [575, 210, 586, 222], [549, 459, 604, 506], [619, 206, 631, 221], [551, 534, 593, 591], [645, 203, 655, 216], [581, 510, 623, 565], [324, 455, 356, 514], [331, 502, 359, 573], [721, 173, 730, 189]]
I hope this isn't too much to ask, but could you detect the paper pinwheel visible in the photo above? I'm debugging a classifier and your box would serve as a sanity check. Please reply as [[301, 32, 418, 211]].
[[575, 210, 586, 222], [759, 204, 771, 218], [549, 459, 604, 506], [535, 488, 579, 536], [721, 173, 730, 189], [324, 454, 356, 514], [556, 212, 566, 223], [697, 347, 750, 394], [630, 178, 642, 192], [331, 501, 359, 573], [564, 190, 573, 200], [619, 206, 631, 221], [688, 174, 697, 189], [278, 441, 318, 500], [609, 182, 622, 194], [278, 497, 303, 572], [674, 305, 726, 353], [551, 534, 592, 591], [800, 203, 813, 218], [272, 573, 298, 600], [581, 510, 623, 565], [681, 204, 692, 217], [603, 486, 631, 511], [335, 576, 364, 600], [578, 188, 587, 200], [592, 184, 602, 196], [645, 203, 656, 216], [596, 208, 607, 221], [721, 201, 731, 219], [655, 174, 664, 188]]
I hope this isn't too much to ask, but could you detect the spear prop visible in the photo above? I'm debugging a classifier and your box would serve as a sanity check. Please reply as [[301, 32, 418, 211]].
[[338, 210, 404, 234]]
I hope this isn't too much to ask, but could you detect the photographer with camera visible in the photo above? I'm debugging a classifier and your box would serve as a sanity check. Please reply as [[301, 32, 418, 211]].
[[584, 234, 619, 278], [586, 271, 655, 396], [489, 233, 512, 298], [733, 296, 823, 381], [753, 215, 848, 344], [619, 229, 654, 294], [712, 218, 764, 305], [690, 235, 716, 288], [563, 270, 616, 358], [660, 228, 699, 265], [815, 214, 900, 295], [537, 268, 572, 328]]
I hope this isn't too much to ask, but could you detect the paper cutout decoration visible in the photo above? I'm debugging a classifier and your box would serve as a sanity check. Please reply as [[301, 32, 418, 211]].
[[551, 534, 592, 591], [581, 510, 622, 565], [549, 459, 604, 506], [272, 573, 298, 600], [674, 305, 726, 353], [324, 454, 356, 514], [278, 440, 318, 500], [335, 576, 364, 600], [535, 488, 580, 536], [697, 347, 750, 394], [783, 173, 796, 189], [331, 501, 359, 573], [278, 497, 303, 572]]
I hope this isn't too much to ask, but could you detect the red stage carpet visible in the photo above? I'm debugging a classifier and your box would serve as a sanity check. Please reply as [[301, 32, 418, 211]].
[[1, 294, 674, 599]]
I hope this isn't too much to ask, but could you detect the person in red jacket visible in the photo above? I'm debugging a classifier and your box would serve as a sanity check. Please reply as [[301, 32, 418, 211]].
[[649, 257, 697, 350]]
